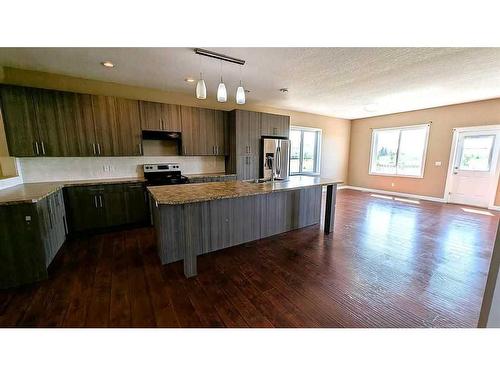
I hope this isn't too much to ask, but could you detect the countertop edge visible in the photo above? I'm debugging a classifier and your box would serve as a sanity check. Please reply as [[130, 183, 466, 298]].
[[149, 180, 342, 206]]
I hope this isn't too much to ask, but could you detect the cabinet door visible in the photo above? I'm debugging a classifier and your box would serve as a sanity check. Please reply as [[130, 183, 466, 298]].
[[115, 98, 142, 156], [236, 110, 261, 156], [199, 108, 215, 155], [0, 85, 38, 156], [91, 95, 119, 156], [64, 186, 104, 233], [162, 104, 182, 132], [214, 110, 226, 155], [0, 203, 47, 288], [52, 91, 86, 156], [32, 88, 65, 157], [181, 106, 201, 155], [74, 93, 98, 156], [261, 113, 289, 137], [139, 101, 163, 131], [101, 184, 128, 227], [124, 183, 149, 224]]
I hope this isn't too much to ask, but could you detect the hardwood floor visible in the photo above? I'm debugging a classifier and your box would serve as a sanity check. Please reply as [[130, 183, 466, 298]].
[[0, 189, 497, 327]]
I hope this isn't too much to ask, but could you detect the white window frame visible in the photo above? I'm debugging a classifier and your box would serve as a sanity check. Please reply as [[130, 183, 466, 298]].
[[290, 126, 322, 176], [369, 123, 430, 179]]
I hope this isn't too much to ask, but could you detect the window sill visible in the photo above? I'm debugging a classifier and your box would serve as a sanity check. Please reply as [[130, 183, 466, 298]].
[[368, 172, 424, 179]]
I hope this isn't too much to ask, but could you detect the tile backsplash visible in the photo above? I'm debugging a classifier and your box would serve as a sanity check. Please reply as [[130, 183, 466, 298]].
[[19, 156, 226, 183]]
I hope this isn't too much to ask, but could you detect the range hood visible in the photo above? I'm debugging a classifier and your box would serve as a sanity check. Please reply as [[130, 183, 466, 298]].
[[142, 130, 182, 140], [141, 130, 182, 156]]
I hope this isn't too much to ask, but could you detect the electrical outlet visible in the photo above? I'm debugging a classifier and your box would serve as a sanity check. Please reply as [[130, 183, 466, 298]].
[[391, 182, 395, 187]]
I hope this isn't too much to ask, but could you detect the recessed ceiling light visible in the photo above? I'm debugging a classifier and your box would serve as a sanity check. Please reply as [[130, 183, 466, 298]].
[[101, 61, 115, 68], [184, 77, 195, 83], [364, 103, 378, 112]]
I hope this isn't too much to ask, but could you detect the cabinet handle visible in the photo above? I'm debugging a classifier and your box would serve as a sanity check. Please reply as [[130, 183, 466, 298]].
[[94, 195, 98, 208], [99, 195, 103, 208], [97, 143, 101, 155], [35, 141, 40, 155], [92, 143, 96, 155], [41, 141, 46, 155], [215, 145, 218, 155], [138, 143, 143, 154]]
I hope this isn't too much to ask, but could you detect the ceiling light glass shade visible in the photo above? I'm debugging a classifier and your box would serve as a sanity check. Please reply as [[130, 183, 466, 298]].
[[217, 79, 227, 103], [196, 74, 206, 99], [236, 84, 245, 105]]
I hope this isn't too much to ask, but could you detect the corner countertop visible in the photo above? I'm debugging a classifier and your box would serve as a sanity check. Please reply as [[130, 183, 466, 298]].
[[0, 177, 146, 206], [148, 176, 342, 205]]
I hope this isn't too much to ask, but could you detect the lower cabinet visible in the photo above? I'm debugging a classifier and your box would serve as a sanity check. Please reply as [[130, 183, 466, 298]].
[[38, 189, 67, 267], [64, 182, 149, 234], [0, 190, 67, 288]]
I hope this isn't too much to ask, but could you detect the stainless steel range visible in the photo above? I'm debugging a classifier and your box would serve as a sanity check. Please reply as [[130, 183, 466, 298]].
[[143, 163, 189, 186]]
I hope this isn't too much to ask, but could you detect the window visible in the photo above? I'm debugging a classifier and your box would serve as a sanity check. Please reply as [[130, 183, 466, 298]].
[[290, 127, 321, 175], [369, 124, 430, 178], [458, 134, 495, 172]]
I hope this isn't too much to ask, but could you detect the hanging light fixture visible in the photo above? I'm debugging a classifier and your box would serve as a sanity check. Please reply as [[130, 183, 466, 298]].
[[195, 55, 206, 100], [217, 61, 227, 103], [193, 48, 246, 104], [236, 65, 245, 105], [236, 80, 245, 105], [196, 72, 206, 100]]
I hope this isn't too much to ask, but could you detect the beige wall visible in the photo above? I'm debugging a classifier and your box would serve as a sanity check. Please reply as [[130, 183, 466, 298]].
[[0, 67, 351, 182], [348, 98, 500, 204]]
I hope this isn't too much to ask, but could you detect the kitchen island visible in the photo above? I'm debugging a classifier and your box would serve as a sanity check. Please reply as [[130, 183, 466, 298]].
[[148, 176, 341, 278]]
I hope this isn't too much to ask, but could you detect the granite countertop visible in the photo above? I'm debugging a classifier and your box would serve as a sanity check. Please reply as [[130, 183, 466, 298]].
[[148, 176, 343, 205], [0, 177, 146, 206]]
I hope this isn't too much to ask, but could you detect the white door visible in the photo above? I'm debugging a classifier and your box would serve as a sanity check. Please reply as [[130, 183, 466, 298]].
[[448, 129, 500, 208]]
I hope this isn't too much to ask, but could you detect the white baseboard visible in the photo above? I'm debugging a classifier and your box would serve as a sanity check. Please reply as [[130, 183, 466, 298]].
[[341, 185, 446, 203], [488, 205, 500, 212]]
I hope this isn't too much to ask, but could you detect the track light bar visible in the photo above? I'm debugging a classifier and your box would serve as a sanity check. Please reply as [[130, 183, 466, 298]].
[[194, 48, 245, 66]]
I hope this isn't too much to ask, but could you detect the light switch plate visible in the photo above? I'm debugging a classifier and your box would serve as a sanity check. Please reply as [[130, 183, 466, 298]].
[[435, 161, 442, 166]]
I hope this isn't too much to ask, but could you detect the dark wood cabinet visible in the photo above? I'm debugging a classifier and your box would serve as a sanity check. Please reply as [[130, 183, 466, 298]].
[[91, 95, 120, 156], [260, 112, 290, 138], [139, 101, 182, 132], [180, 106, 201, 155], [64, 183, 149, 234], [0, 189, 67, 288], [0, 85, 39, 157], [0, 84, 230, 158], [228, 110, 261, 180], [115, 98, 142, 156], [226, 109, 290, 180]]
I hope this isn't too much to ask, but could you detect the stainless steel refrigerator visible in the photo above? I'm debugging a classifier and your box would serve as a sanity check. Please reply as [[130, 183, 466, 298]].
[[261, 137, 290, 181]]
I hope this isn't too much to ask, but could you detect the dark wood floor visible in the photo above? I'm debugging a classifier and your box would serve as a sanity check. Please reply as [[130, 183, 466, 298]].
[[0, 189, 497, 327]]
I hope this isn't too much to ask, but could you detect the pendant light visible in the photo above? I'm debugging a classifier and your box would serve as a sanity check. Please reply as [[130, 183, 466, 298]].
[[196, 72, 206, 99], [195, 56, 206, 100], [236, 66, 245, 105], [236, 81, 245, 105], [217, 61, 227, 103]]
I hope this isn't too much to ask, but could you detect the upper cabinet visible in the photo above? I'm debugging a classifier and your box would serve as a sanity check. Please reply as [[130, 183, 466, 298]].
[[181, 106, 227, 156], [0, 85, 39, 157], [139, 101, 181, 132], [226, 109, 290, 180], [260, 112, 290, 138], [0, 84, 252, 159]]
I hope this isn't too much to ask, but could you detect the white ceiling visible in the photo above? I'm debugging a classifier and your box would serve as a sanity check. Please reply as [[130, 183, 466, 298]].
[[0, 47, 499, 119]]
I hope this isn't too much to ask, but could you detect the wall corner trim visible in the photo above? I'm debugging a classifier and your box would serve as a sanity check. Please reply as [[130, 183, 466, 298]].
[[341, 185, 446, 203]]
